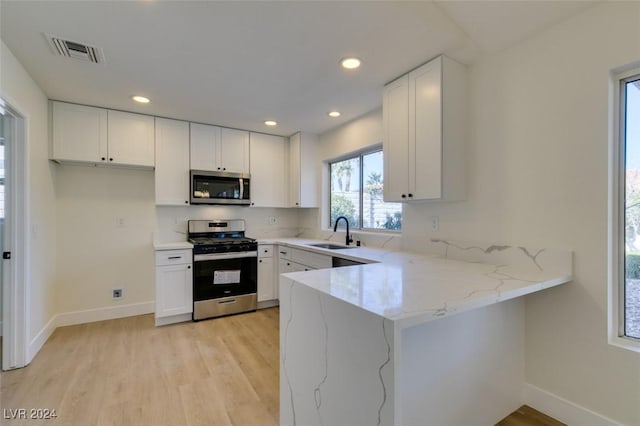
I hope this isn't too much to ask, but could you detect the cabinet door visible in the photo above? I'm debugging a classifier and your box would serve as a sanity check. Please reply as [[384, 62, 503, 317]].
[[410, 58, 442, 200], [220, 127, 249, 173], [298, 132, 318, 207], [155, 118, 190, 205], [258, 256, 275, 302], [250, 133, 288, 207], [107, 110, 155, 167], [190, 123, 220, 171], [383, 75, 410, 202], [288, 133, 301, 207], [156, 263, 193, 318], [51, 101, 107, 162]]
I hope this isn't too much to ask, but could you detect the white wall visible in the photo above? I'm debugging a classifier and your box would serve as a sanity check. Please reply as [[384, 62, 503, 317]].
[[0, 41, 57, 358], [54, 166, 155, 314], [309, 2, 640, 423]]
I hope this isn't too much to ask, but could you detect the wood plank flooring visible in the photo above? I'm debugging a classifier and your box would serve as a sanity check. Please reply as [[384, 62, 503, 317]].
[[1, 308, 563, 426], [1, 309, 279, 426], [497, 405, 566, 426]]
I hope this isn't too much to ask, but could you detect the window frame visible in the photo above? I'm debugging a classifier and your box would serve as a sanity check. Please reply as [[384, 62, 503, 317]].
[[328, 145, 401, 233], [609, 65, 640, 352]]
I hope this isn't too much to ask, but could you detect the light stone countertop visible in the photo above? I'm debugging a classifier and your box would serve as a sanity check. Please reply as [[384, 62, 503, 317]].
[[153, 241, 194, 250], [265, 237, 573, 329]]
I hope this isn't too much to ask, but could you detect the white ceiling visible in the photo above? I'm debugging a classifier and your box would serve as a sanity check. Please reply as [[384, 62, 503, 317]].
[[0, 1, 596, 137]]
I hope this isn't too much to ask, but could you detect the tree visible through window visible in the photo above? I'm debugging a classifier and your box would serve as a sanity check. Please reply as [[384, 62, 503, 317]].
[[623, 74, 640, 339], [329, 149, 402, 231]]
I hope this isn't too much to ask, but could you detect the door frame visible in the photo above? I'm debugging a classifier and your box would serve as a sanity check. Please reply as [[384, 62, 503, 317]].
[[1, 98, 28, 370]]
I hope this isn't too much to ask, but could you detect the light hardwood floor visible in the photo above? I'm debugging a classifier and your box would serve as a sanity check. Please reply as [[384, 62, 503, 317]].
[[1, 309, 279, 426], [1, 309, 562, 426]]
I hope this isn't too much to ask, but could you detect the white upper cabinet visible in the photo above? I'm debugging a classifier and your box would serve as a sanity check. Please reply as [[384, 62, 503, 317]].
[[220, 127, 250, 173], [383, 55, 466, 202], [249, 132, 288, 207], [107, 110, 155, 167], [190, 122, 219, 171], [288, 132, 318, 208], [190, 123, 249, 174], [51, 101, 107, 163], [50, 101, 155, 168], [155, 118, 190, 206]]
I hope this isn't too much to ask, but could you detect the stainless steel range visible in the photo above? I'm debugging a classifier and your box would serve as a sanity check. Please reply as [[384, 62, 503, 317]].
[[188, 219, 257, 320]]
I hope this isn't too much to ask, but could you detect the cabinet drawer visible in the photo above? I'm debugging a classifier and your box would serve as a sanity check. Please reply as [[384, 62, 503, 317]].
[[277, 245, 291, 260], [259, 244, 274, 258], [155, 249, 192, 266], [291, 248, 331, 270]]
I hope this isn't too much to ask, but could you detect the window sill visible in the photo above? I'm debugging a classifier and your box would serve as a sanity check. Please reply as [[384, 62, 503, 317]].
[[608, 335, 640, 353]]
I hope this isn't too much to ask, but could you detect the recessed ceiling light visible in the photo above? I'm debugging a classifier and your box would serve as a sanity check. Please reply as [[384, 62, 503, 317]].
[[132, 95, 150, 104], [340, 57, 361, 70], [328, 111, 341, 118], [264, 120, 277, 126]]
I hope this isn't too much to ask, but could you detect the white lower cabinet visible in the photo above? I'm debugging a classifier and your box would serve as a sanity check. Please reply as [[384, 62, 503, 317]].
[[258, 244, 277, 305], [155, 249, 193, 326], [277, 245, 332, 274]]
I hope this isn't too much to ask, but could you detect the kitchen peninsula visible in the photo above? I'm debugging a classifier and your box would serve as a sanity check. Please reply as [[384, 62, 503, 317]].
[[278, 240, 572, 425]]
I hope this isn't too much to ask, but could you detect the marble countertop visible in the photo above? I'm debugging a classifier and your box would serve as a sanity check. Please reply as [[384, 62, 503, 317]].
[[271, 238, 572, 329], [153, 241, 194, 250]]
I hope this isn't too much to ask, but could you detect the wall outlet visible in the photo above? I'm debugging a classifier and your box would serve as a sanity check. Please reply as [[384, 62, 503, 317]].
[[116, 217, 125, 228], [269, 216, 278, 225], [431, 216, 439, 232], [112, 288, 124, 299]]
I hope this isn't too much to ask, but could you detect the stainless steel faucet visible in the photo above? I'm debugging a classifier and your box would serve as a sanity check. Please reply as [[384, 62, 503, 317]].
[[333, 216, 354, 246]]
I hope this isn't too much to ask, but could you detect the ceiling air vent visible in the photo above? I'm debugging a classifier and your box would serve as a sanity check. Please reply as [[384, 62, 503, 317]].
[[44, 34, 105, 64]]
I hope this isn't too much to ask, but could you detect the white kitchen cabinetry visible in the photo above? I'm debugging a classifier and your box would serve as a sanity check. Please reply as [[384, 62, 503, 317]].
[[50, 101, 155, 168], [155, 118, 190, 205], [288, 132, 318, 207], [155, 249, 193, 326], [190, 123, 249, 174], [249, 133, 288, 207], [258, 244, 278, 306], [277, 245, 331, 273], [383, 55, 466, 202], [107, 110, 155, 167], [51, 101, 107, 163]]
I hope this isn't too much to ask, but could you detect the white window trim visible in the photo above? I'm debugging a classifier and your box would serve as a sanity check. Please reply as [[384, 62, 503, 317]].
[[608, 64, 640, 353]]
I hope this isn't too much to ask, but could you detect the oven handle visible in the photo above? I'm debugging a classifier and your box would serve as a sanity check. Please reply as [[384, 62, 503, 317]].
[[194, 251, 258, 262]]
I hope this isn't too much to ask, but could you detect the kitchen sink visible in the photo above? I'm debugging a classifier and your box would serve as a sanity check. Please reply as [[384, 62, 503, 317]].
[[307, 243, 356, 250]]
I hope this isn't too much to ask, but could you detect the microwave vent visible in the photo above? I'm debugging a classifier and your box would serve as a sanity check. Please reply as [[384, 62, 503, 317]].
[[44, 33, 105, 64]]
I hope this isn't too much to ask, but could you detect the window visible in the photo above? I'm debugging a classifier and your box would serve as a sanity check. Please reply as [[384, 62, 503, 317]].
[[615, 69, 640, 344], [329, 148, 402, 231]]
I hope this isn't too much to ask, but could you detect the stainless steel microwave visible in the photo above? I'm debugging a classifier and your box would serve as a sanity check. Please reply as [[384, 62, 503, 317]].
[[190, 170, 251, 205]]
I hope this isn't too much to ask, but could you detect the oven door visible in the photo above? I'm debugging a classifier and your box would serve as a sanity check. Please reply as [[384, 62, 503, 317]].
[[193, 251, 257, 301]]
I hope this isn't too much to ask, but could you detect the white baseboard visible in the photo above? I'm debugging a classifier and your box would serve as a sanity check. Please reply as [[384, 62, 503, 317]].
[[155, 313, 192, 326], [524, 383, 623, 426], [27, 315, 56, 364], [55, 301, 155, 327]]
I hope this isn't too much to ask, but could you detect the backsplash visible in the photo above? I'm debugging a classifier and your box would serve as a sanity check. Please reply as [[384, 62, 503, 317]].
[[155, 206, 305, 242], [407, 237, 573, 276]]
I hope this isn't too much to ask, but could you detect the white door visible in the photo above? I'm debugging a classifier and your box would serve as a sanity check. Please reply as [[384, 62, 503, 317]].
[[383, 75, 410, 202], [155, 118, 190, 205], [219, 128, 249, 173], [410, 58, 442, 200], [107, 110, 155, 167], [1, 100, 27, 371], [249, 133, 287, 207]]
